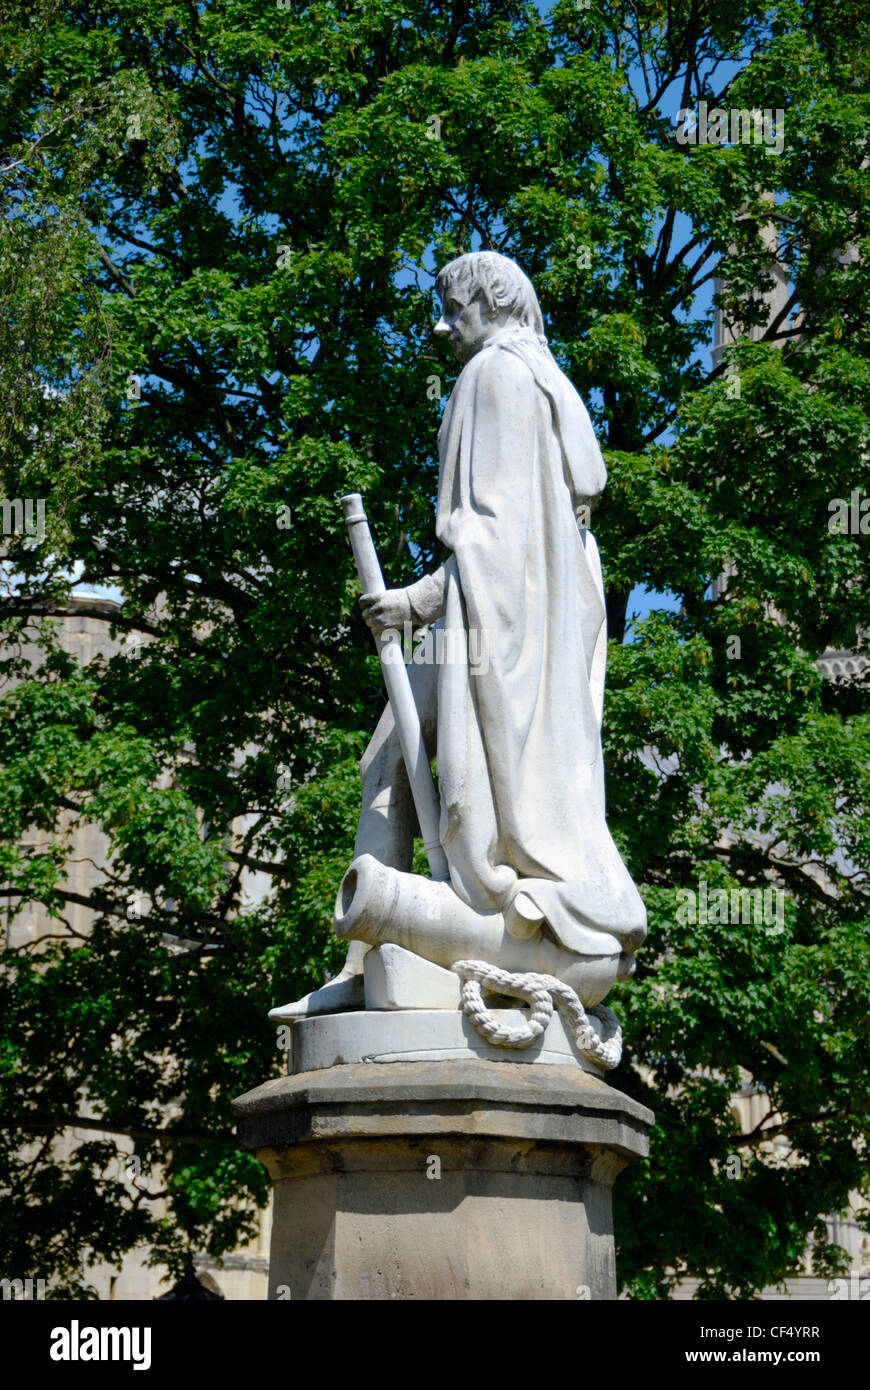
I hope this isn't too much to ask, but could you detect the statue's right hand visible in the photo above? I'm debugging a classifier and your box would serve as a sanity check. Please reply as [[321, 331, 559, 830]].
[[360, 589, 412, 636]]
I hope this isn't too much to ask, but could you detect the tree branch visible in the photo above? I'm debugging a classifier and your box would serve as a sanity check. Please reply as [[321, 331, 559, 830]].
[[0, 1115, 236, 1146]]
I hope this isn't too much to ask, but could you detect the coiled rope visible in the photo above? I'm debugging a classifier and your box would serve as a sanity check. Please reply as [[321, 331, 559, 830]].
[[453, 959, 622, 1070]]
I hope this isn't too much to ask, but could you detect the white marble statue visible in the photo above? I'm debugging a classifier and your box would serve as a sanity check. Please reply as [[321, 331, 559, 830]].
[[272, 252, 646, 1039]]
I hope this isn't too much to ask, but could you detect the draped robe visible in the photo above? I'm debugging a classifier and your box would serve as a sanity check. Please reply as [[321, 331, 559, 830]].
[[430, 326, 647, 961]]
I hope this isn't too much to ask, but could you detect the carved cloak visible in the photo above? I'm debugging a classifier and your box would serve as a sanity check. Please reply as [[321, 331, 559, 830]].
[[433, 326, 647, 960]]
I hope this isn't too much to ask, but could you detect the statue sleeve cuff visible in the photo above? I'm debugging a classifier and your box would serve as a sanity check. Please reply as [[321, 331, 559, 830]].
[[406, 567, 447, 626]]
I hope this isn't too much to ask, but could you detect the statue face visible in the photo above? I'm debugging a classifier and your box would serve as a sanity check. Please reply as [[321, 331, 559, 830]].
[[434, 285, 507, 363]]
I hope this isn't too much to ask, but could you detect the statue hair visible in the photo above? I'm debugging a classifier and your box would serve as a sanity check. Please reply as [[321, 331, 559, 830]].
[[435, 251, 546, 341]]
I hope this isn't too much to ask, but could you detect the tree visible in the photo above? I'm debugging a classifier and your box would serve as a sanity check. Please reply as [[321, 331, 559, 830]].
[[0, 0, 867, 1297]]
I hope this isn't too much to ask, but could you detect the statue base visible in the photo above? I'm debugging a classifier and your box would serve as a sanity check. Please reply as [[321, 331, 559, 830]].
[[233, 1055, 653, 1301], [284, 1003, 612, 1073]]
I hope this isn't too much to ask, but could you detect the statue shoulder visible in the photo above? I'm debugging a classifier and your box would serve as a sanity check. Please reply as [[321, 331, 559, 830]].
[[468, 342, 537, 402]]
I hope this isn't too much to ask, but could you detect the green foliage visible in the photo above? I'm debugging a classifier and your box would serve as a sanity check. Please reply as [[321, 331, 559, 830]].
[[0, 0, 867, 1297]]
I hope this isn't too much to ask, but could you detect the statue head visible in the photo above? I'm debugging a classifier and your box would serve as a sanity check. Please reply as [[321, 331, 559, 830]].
[[434, 251, 545, 363]]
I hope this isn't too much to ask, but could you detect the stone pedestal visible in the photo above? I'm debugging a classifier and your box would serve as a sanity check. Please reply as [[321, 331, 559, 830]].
[[233, 1052, 653, 1301]]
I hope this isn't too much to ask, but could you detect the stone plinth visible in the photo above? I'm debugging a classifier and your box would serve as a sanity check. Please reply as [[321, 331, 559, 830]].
[[233, 1055, 653, 1301]]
